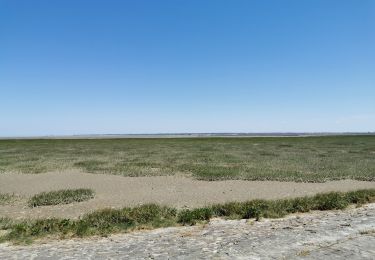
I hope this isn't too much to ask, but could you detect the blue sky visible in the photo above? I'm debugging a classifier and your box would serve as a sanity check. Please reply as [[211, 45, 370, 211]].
[[1, 0, 374, 136]]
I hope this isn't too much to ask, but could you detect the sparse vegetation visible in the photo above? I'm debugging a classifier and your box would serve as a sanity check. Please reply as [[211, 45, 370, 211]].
[[297, 249, 311, 257], [0, 217, 13, 230], [0, 136, 374, 182], [0, 193, 16, 205], [28, 189, 95, 207], [1, 189, 374, 244], [359, 229, 375, 235]]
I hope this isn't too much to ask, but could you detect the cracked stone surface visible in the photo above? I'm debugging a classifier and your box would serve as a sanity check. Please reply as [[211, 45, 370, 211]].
[[1, 204, 375, 259]]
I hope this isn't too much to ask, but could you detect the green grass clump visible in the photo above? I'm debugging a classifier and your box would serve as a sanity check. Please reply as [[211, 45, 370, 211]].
[[2, 218, 75, 244], [2, 189, 375, 244], [311, 192, 349, 210], [1, 135, 374, 182], [1, 204, 177, 243], [0, 217, 13, 230], [28, 189, 95, 207], [177, 207, 212, 225], [77, 204, 177, 236], [210, 190, 375, 220]]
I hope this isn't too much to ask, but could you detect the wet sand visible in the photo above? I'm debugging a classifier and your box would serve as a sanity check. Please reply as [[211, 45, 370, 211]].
[[1, 171, 374, 219]]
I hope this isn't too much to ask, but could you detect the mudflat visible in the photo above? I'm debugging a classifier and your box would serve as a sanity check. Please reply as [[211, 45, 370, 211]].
[[1, 171, 374, 219], [1, 136, 374, 182]]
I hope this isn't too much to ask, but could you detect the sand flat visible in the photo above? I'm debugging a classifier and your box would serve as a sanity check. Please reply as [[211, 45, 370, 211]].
[[1, 171, 374, 219]]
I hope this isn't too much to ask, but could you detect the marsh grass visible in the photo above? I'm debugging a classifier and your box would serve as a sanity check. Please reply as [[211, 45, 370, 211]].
[[28, 189, 95, 207], [0, 193, 16, 205], [2, 189, 374, 244], [0, 217, 13, 230], [0, 136, 374, 182]]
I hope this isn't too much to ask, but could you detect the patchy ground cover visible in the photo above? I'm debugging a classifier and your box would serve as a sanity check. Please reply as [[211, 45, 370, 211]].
[[0, 136, 374, 245], [0, 135, 374, 182], [2, 202, 374, 259], [0, 193, 16, 206], [1, 172, 374, 219], [0, 189, 374, 244], [28, 189, 94, 207]]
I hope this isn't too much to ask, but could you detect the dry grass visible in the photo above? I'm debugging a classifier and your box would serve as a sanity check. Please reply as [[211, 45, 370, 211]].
[[359, 229, 375, 235]]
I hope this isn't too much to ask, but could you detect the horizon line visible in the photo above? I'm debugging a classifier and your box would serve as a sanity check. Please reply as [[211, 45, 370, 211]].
[[1, 132, 374, 139]]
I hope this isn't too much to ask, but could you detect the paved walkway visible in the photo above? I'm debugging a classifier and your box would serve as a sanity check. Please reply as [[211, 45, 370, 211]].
[[1, 204, 375, 259]]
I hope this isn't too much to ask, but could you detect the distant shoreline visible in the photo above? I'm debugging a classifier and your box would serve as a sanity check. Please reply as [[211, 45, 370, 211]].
[[1, 132, 374, 139]]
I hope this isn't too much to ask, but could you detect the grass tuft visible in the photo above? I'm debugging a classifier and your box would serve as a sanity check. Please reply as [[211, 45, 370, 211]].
[[1, 189, 375, 244], [0, 217, 13, 230], [312, 192, 349, 210], [0, 193, 16, 205], [28, 189, 95, 207], [177, 208, 212, 225]]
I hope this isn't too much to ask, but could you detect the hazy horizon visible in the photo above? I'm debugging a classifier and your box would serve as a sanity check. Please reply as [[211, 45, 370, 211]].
[[1, 132, 375, 139], [1, 0, 374, 136]]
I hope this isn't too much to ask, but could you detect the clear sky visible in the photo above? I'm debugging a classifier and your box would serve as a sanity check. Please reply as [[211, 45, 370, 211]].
[[1, 0, 374, 136]]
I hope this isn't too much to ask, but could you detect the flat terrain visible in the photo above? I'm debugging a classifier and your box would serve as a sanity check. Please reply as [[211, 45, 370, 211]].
[[1, 135, 374, 182], [1, 135, 374, 221], [2, 203, 374, 259], [0, 136, 375, 250], [1, 171, 374, 219]]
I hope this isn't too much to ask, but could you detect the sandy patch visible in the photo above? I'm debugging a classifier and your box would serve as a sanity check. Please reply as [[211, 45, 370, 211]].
[[0, 171, 374, 219]]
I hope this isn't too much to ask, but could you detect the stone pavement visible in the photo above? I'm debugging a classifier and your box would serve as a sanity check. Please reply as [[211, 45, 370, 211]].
[[1, 204, 374, 259]]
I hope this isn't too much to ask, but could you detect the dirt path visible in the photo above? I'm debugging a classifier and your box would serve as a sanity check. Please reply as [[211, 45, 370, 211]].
[[1, 203, 374, 259], [1, 171, 374, 219]]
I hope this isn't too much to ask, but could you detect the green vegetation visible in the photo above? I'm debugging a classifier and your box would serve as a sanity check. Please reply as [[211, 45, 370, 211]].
[[0, 136, 374, 182], [0, 193, 16, 205], [1, 189, 374, 244], [28, 189, 95, 207], [178, 208, 212, 225], [0, 217, 13, 230]]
